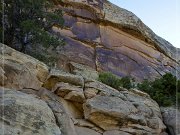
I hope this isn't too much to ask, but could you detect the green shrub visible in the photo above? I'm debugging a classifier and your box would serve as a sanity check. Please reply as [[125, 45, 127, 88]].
[[137, 80, 152, 94], [98, 72, 133, 89], [137, 73, 179, 107], [120, 77, 133, 89], [98, 72, 121, 89]]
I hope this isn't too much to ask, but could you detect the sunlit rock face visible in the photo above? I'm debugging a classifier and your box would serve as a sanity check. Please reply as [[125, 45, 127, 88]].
[[0, 44, 169, 135], [52, 0, 180, 81]]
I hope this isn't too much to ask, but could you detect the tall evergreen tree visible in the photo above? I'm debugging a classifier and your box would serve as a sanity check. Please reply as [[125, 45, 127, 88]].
[[0, 0, 64, 52]]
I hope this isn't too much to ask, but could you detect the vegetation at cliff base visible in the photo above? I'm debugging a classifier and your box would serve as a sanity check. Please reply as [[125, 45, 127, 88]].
[[98, 72, 134, 89], [137, 73, 180, 107], [0, 0, 64, 52], [99, 72, 180, 107]]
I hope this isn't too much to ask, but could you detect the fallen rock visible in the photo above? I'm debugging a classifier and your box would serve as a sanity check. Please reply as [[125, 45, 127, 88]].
[[43, 69, 84, 90], [53, 82, 85, 103], [0, 88, 61, 135]]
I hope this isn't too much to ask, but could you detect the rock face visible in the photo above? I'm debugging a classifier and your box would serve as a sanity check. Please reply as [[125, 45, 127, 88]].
[[52, 0, 180, 81], [0, 44, 170, 135], [0, 43, 49, 90]]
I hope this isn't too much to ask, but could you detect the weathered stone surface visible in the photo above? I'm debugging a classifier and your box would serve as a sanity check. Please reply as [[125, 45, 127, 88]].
[[103, 130, 131, 135], [0, 88, 61, 135], [75, 126, 101, 135], [37, 88, 77, 135], [43, 69, 84, 90], [83, 79, 166, 134], [103, 1, 180, 62], [83, 95, 138, 130], [52, 0, 180, 81], [161, 107, 180, 135], [0, 43, 49, 90], [52, 82, 85, 103], [84, 88, 99, 99], [75, 119, 104, 133], [0, 36, 170, 134], [85, 80, 126, 99], [68, 62, 99, 80], [60, 98, 84, 119]]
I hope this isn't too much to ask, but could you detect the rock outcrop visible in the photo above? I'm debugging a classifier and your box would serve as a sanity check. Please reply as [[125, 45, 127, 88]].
[[51, 0, 180, 81], [0, 43, 49, 90], [0, 88, 61, 135], [0, 44, 170, 135]]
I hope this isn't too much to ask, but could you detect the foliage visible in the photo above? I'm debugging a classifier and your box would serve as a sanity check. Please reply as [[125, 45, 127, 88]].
[[98, 72, 133, 89], [99, 72, 120, 89], [0, 0, 64, 52], [137, 73, 180, 107], [99, 72, 180, 107]]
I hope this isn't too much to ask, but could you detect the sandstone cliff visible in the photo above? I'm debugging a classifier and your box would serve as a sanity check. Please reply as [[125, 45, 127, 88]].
[[1, 43, 178, 135], [50, 0, 180, 81], [0, 1, 180, 135]]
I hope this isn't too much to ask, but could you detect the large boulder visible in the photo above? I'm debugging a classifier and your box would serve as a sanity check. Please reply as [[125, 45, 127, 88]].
[[0, 88, 61, 135], [0, 44, 49, 90], [83, 95, 138, 130], [83, 80, 166, 134]]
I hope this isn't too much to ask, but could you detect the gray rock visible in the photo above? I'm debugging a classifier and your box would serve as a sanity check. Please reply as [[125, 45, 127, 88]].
[[37, 88, 78, 135], [0, 88, 61, 135], [43, 69, 84, 90], [53, 82, 85, 103], [103, 130, 131, 135], [83, 95, 138, 130], [75, 126, 101, 135], [0, 43, 49, 90]]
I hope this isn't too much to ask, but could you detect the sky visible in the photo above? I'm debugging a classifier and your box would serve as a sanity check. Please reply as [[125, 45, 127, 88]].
[[108, 0, 180, 49]]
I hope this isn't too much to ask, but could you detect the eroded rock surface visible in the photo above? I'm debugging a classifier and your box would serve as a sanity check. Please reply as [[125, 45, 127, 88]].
[[0, 45, 170, 135], [52, 0, 180, 81], [42, 66, 167, 134], [0, 88, 61, 135], [0, 44, 49, 90]]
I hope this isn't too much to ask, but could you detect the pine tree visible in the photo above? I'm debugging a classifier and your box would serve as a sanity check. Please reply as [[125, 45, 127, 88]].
[[0, 0, 64, 52]]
